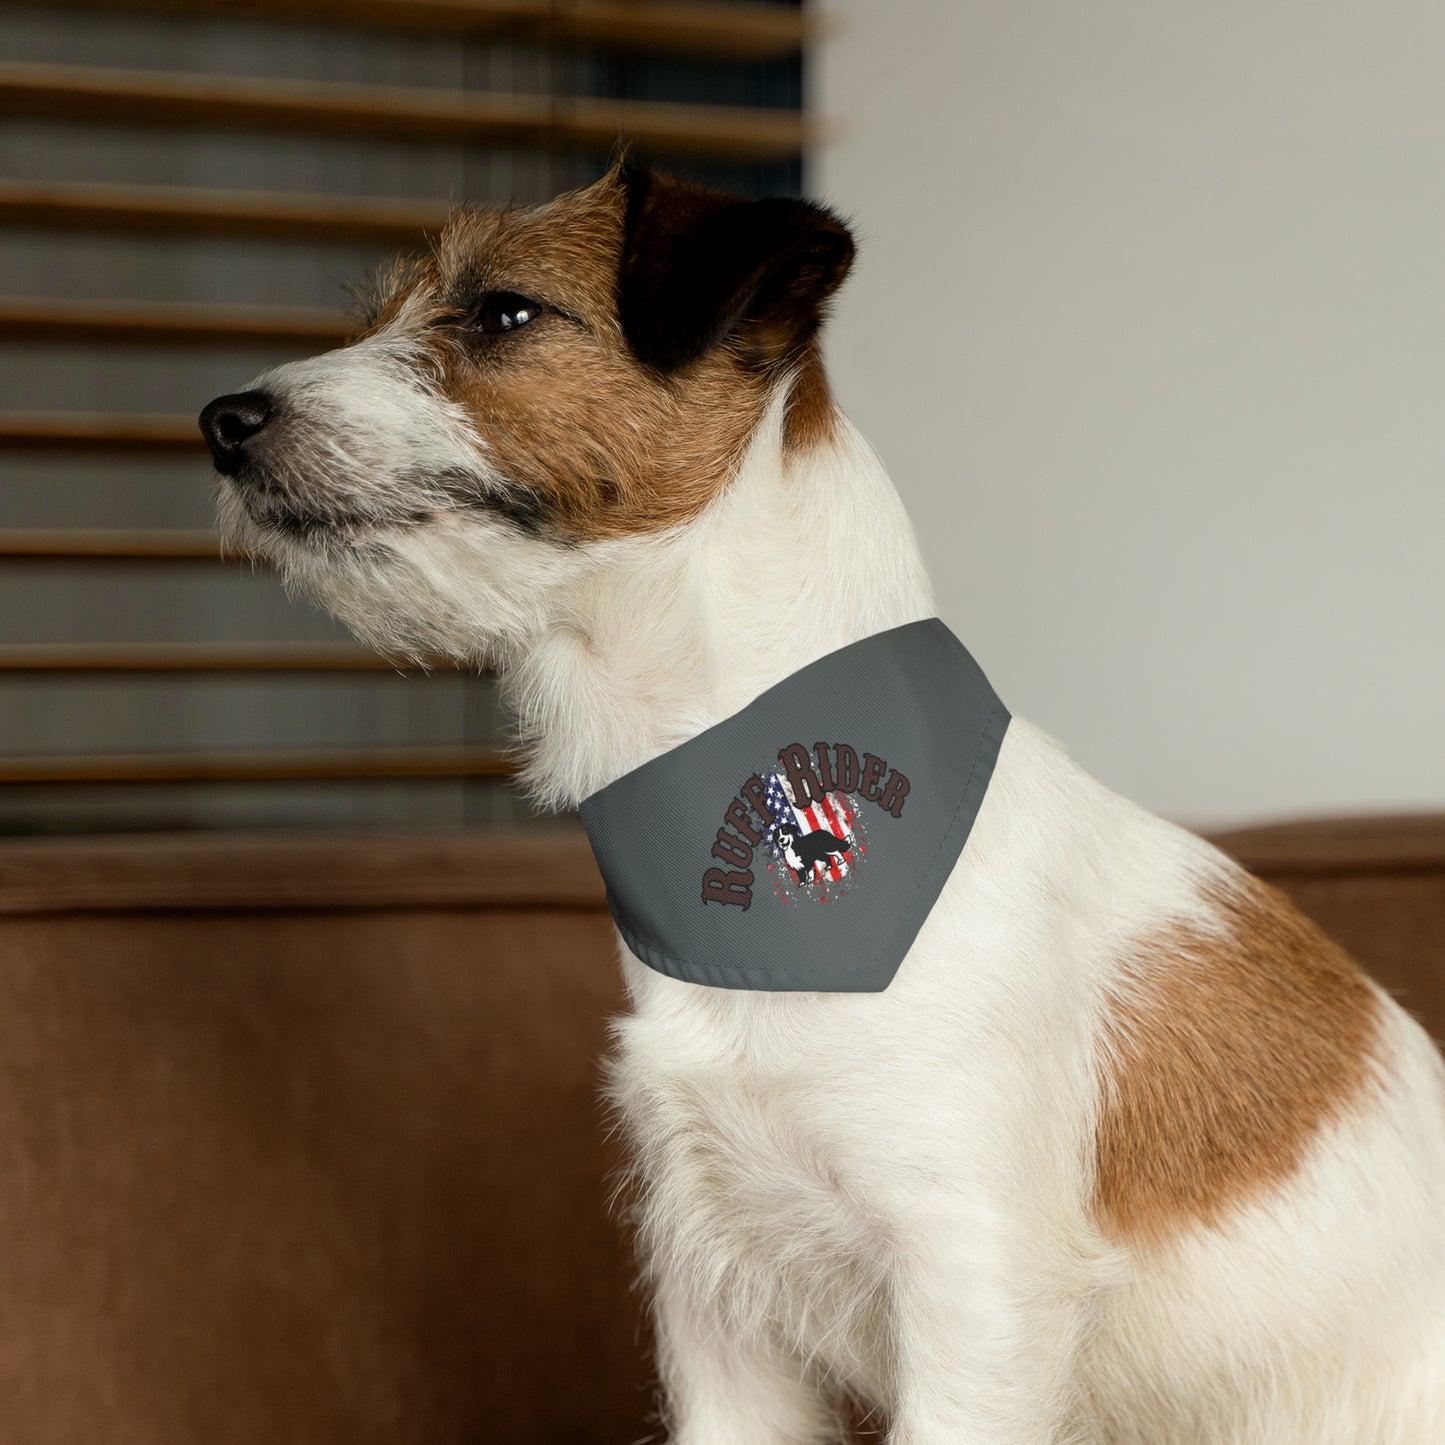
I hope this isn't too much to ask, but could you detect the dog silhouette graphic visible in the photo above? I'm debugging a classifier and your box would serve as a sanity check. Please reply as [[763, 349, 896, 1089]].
[[775, 824, 851, 885]]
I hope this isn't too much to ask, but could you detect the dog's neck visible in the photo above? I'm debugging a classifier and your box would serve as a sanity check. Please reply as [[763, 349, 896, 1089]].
[[501, 393, 937, 810]]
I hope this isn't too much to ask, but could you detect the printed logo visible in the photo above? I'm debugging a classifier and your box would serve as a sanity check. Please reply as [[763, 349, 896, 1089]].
[[701, 742, 911, 912], [762, 768, 865, 904]]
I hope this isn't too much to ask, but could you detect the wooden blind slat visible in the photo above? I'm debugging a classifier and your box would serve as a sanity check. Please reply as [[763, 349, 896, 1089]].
[[0, 180, 448, 244], [0, 412, 202, 452], [0, 0, 810, 58], [0, 745, 513, 783], [0, 62, 812, 161], [544, 0, 810, 58], [0, 297, 353, 348], [0, 529, 227, 561], [0, 643, 429, 672]]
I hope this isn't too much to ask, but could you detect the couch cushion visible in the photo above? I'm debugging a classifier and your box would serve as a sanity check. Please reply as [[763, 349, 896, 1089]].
[[0, 831, 646, 1445]]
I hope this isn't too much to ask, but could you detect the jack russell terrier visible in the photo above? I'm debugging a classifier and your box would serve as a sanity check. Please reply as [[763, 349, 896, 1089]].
[[200, 162, 1445, 1444]]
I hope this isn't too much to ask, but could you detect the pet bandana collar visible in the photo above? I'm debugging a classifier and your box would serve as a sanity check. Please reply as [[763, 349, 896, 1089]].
[[578, 618, 1009, 993]]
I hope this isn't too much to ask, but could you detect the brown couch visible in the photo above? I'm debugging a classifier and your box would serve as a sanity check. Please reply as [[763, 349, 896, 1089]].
[[0, 818, 1440, 1443]]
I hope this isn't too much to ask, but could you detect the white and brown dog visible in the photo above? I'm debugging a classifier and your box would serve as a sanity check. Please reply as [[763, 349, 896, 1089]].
[[200, 163, 1445, 1444]]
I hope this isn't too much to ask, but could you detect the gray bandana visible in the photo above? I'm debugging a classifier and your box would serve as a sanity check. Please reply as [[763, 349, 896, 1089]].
[[578, 619, 1009, 992]]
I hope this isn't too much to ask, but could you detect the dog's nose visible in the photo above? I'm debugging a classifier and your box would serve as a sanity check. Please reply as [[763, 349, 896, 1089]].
[[199, 390, 273, 475]]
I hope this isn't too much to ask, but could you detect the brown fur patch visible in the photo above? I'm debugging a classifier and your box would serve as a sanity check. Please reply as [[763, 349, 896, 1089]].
[[782, 343, 840, 454], [365, 171, 842, 542], [436, 184, 768, 540], [355, 253, 436, 335], [1093, 871, 1382, 1247]]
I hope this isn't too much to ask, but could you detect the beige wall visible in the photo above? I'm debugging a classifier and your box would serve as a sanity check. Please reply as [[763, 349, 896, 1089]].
[[814, 2, 1445, 827]]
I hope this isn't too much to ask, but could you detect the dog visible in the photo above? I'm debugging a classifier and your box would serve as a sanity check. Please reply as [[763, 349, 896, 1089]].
[[200, 161, 1445, 1443], [774, 822, 851, 886]]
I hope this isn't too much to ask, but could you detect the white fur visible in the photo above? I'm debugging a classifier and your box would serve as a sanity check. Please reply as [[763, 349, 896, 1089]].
[[220, 348, 1445, 1443]]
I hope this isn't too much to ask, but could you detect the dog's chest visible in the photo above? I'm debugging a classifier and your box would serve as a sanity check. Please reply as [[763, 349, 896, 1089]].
[[612, 1011, 890, 1387]]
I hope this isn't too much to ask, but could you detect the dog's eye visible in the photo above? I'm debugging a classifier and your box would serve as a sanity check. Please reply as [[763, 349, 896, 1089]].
[[472, 291, 543, 334]]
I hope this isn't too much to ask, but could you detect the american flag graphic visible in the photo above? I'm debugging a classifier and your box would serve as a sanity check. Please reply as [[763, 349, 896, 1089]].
[[763, 771, 860, 887]]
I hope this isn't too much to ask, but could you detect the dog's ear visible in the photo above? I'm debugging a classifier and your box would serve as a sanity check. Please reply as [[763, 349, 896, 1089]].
[[617, 161, 855, 374]]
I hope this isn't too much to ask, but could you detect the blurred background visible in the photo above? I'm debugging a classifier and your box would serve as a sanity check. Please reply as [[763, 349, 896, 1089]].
[[820, 1, 1445, 827]]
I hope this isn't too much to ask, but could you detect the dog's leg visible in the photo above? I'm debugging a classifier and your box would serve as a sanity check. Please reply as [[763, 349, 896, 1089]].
[[883, 1225, 1091, 1445], [654, 1275, 844, 1445]]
